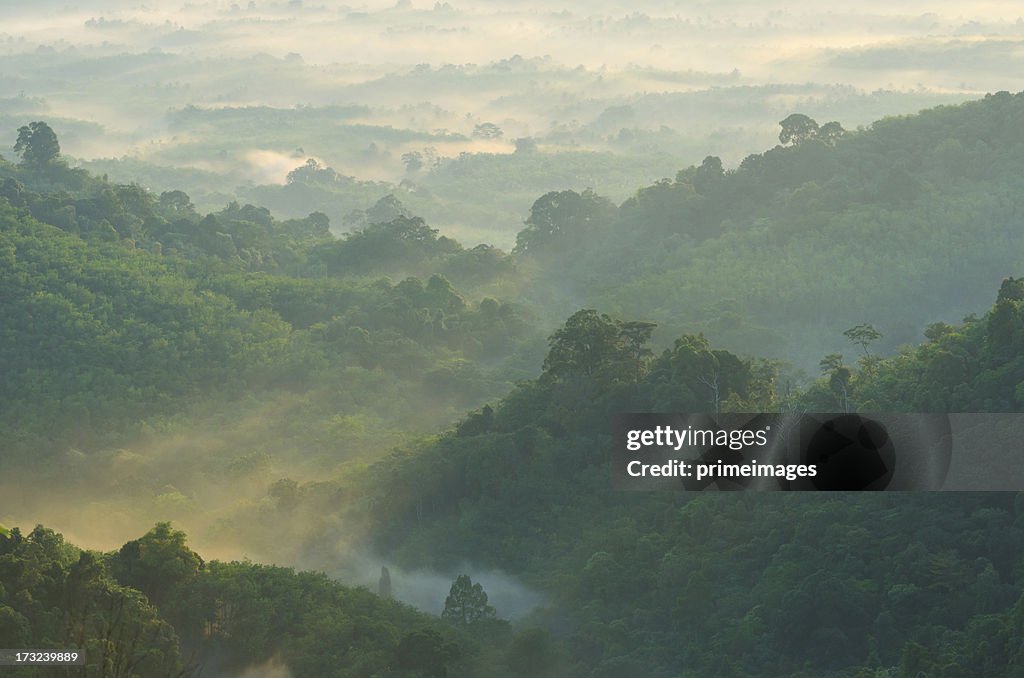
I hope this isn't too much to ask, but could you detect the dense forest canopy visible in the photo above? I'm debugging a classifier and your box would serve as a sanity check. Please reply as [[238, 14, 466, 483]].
[[513, 91, 1024, 368], [5, 276, 1024, 674], [4, 16, 1024, 671]]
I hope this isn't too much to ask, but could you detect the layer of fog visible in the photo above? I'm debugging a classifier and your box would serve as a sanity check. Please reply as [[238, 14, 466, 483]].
[[4, 0, 1023, 250], [329, 549, 544, 620], [235, 657, 292, 678], [5, 1, 1024, 162], [0, 394, 543, 622], [3, 1, 1024, 606], [6, 2, 1024, 82]]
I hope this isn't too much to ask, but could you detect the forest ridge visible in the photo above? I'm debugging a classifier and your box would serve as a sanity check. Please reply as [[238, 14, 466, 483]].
[[3, 92, 1024, 676]]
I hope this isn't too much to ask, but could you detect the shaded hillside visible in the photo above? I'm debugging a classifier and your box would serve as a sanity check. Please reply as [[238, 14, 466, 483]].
[[329, 284, 1024, 676], [0, 524, 487, 678], [517, 91, 1024, 367]]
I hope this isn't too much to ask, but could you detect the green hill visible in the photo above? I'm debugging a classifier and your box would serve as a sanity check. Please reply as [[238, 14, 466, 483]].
[[336, 283, 1024, 676], [6, 94, 1024, 677], [518, 91, 1024, 368], [0, 523, 479, 678]]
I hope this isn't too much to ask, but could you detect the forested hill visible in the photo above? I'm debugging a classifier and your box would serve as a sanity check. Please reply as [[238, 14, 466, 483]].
[[6, 96, 1024, 677], [330, 281, 1024, 676], [0, 151, 539, 465], [0, 139, 543, 563], [515, 91, 1024, 367], [0, 523, 487, 677], [5, 285, 1024, 677]]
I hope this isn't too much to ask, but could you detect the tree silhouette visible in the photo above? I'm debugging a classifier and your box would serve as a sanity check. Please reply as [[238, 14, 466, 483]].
[[543, 309, 626, 380], [378, 566, 392, 598], [473, 122, 503, 139], [843, 324, 882, 357], [14, 121, 60, 167], [818, 121, 847, 146], [778, 113, 820, 146], [441, 574, 495, 626]]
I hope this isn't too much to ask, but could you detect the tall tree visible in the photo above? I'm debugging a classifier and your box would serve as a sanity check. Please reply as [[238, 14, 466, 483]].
[[14, 121, 60, 167], [692, 155, 725, 195], [402, 151, 424, 172], [818, 121, 847, 146], [378, 566, 392, 599], [513, 189, 616, 256], [843, 324, 882, 357], [618, 320, 658, 381], [543, 309, 626, 380], [441, 574, 496, 626], [109, 522, 203, 608], [778, 113, 820, 146]]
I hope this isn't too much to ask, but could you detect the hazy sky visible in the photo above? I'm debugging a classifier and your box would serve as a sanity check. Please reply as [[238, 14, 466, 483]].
[[4, 1, 1024, 91], [3, 1, 1023, 237]]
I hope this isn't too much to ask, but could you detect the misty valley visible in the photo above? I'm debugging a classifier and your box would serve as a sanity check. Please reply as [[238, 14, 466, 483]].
[[4, 2, 1024, 677]]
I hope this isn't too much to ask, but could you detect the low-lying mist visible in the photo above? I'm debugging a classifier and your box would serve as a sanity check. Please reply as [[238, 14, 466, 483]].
[[5, 0, 1024, 633], [7, 1, 1024, 180], [328, 549, 544, 621], [6, 1, 1022, 249]]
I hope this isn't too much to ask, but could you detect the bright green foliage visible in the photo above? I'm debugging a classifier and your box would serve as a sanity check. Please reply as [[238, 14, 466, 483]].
[[0, 153, 538, 463], [0, 205, 293, 454], [109, 522, 203, 608]]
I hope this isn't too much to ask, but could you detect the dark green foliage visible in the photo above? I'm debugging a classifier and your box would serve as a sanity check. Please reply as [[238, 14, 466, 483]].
[[472, 123, 503, 139], [778, 113, 820, 146], [109, 523, 203, 609], [692, 154, 725, 195], [442, 575, 496, 626], [14, 121, 60, 167], [396, 629, 460, 677], [379, 566, 393, 599], [542, 309, 633, 380], [0, 526, 184, 677], [9, 95, 1024, 678], [2, 523, 477, 678], [812, 280, 1024, 413], [309, 215, 460, 277], [504, 628, 562, 677], [541, 310, 657, 385], [160, 559, 457, 677], [513, 189, 616, 256], [353, 288, 1024, 676], [519, 91, 1024, 369]]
